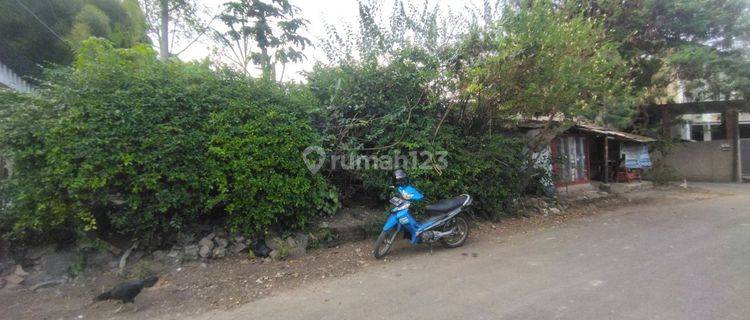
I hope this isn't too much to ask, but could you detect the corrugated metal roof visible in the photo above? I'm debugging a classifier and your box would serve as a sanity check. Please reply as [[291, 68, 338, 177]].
[[573, 124, 657, 143], [507, 118, 658, 143]]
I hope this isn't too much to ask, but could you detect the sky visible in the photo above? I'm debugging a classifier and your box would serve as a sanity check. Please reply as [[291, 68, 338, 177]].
[[177, 0, 485, 81]]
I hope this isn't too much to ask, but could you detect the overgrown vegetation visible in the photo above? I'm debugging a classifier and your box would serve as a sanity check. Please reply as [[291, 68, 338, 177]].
[[644, 140, 680, 185], [0, 0, 148, 73], [564, 0, 750, 103], [0, 39, 337, 243], [1, 0, 748, 245]]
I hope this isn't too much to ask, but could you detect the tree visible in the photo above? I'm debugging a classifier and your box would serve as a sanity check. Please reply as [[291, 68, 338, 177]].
[[319, 0, 475, 64], [139, 0, 213, 60], [0, 0, 148, 73], [213, 0, 311, 80], [468, 4, 636, 128], [465, 3, 638, 190], [68, 0, 149, 48], [563, 0, 750, 102]]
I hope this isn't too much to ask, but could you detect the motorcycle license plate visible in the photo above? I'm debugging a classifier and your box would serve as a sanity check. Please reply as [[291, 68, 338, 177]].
[[389, 197, 403, 206]]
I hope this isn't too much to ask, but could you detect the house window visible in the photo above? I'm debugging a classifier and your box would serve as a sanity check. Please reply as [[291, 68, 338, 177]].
[[740, 124, 750, 139], [690, 125, 704, 141], [711, 123, 726, 140]]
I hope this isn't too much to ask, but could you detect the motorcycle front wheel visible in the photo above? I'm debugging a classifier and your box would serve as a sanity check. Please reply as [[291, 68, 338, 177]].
[[373, 228, 399, 259], [440, 216, 469, 248]]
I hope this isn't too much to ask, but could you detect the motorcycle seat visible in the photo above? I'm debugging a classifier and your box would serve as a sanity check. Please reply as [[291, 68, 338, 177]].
[[426, 195, 470, 214]]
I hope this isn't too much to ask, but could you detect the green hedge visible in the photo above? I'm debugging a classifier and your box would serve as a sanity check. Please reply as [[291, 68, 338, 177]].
[[355, 133, 527, 219], [205, 103, 339, 236], [1, 38, 534, 244], [0, 39, 338, 242], [306, 54, 529, 219]]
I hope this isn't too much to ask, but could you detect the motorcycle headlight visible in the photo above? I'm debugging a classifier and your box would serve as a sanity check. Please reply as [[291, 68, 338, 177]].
[[400, 190, 413, 200]]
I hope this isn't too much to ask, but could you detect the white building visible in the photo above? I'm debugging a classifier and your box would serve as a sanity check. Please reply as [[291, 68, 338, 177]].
[[675, 113, 750, 141], [662, 79, 750, 141]]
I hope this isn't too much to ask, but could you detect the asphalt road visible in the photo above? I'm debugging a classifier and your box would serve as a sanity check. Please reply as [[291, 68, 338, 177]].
[[192, 184, 750, 320]]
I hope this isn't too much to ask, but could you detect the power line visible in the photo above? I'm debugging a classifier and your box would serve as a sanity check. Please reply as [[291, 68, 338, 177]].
[[13, 0, 71, 48]]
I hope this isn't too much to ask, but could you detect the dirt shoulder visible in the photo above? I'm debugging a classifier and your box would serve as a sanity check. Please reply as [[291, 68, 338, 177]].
[[0, 186, 722, 320]]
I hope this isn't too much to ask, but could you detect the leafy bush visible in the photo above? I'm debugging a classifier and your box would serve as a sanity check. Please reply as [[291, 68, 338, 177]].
[[643, 165, 679, 186], [0, 39, 337, 243], [305, 4, 549, 219], [306, 51, 528, 219], [205, 102, 339, 236], [306, 56, 443, 197], [643, 140, 680, 186], [357, 133, 527, 219]]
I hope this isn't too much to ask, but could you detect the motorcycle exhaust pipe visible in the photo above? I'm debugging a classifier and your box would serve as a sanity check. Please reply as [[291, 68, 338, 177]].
[[421, 227, 456, 242], [433, 228, 456, 239]]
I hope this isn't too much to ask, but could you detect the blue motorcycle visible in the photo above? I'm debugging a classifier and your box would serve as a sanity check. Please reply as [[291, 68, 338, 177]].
[[373, 170, 472, 259]]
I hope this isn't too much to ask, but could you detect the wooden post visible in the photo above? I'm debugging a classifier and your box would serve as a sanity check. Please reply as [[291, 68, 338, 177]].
[[603, 136, 609, 184]]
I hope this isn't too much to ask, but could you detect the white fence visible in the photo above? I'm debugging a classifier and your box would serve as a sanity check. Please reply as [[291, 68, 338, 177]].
[[0, 58, 30, 180], [0, 60, 32, 92]]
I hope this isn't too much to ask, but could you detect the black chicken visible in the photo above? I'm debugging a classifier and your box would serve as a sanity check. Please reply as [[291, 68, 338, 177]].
[[93, 276, 159, 312]]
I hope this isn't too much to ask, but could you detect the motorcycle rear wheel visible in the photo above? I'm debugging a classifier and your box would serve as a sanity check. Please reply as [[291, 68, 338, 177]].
[[373, 228, 399, 259], [440, 216, 469, 248]]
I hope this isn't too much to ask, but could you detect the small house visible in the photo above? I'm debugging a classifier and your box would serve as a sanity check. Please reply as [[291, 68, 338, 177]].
[[518, 121, 656, 192], [551, 124, 655, 186]]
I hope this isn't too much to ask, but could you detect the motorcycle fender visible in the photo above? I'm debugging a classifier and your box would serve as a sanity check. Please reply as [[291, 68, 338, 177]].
[[382, 214, 399, 232]]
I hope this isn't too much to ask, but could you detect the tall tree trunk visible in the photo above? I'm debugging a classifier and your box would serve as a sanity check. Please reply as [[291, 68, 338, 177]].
[[159, 0, 170, 61], [260, 46, 272, 81], [278, 63, 286, 83]]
